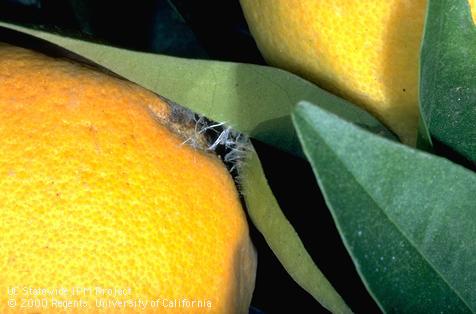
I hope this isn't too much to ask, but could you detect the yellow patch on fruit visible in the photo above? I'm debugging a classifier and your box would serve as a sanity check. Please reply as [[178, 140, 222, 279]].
[[240, 0, 476, 144], [0, 44, 256, 314]]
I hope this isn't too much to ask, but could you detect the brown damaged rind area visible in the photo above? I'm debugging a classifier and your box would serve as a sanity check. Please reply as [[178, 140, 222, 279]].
[[146, 95, 212, 152]]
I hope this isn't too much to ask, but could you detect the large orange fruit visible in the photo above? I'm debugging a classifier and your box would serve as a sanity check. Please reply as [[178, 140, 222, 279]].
[[240, 0, 476, 144], [0, 43, 256, 314]]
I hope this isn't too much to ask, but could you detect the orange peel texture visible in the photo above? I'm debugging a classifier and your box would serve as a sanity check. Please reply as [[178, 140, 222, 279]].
[[240, 0, 476, 145], [0, 44, 256, 314]]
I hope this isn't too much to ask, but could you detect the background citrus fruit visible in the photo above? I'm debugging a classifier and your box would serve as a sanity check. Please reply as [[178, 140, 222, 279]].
[[0, 43, 256, 314], [240, 0, 476, 145]]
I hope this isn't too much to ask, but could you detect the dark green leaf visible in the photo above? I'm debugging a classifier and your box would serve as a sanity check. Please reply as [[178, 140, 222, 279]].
[[240, 148, 352, 314], [419, 0, 476, 164], [0, 22, 396, 157], [293, 101, 476, 313], [416, 110, 433, 152]]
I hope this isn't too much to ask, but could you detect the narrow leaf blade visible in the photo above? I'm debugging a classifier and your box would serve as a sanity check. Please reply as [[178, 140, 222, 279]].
[[420, 0, 476, 163], [293, 102, 476, 313], [240, 148, 352, 314], [0, 22, 396, 157]]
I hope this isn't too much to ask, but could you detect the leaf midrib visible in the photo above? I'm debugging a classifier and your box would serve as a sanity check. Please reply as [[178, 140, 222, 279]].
[[296, 113, 473, 312]]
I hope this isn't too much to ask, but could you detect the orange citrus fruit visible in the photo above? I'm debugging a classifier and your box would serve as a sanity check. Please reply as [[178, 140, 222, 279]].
[[0, 43, 256, 314], [240, 0, 476, 144]]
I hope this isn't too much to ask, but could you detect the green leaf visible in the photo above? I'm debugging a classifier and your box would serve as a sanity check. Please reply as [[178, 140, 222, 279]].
[[0, 22, 396, 157], [419, 0, 476, 164], [240, 148, 352, 314], [293, 101, 476, 313], [416, 108, 433, 153]]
